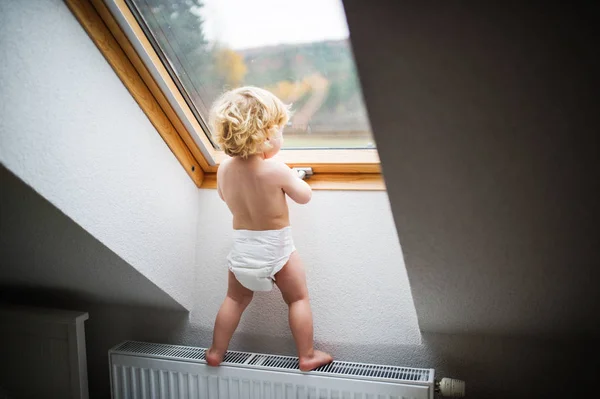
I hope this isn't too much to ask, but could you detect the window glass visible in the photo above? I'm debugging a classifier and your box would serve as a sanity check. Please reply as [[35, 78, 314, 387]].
[[128, 0, 374, 149]]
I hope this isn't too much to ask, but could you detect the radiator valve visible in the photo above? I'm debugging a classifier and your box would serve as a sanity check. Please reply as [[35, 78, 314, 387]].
[[436, 377, 465, 397]]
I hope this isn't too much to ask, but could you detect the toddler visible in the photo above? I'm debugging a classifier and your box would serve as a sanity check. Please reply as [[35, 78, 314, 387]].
[[206, 86, 333, 372]]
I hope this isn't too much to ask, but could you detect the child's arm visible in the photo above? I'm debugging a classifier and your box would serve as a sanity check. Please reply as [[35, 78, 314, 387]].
[[274, 162, 312, 204], [217, 183, 224, 201]]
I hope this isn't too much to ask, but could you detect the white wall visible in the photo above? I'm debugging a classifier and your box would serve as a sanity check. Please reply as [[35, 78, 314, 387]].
[[0, 0, 200, 308], [193, 190, 421, 346]]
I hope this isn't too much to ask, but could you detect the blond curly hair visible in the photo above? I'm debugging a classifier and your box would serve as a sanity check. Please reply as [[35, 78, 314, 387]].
[[209, 86, 291, 159]]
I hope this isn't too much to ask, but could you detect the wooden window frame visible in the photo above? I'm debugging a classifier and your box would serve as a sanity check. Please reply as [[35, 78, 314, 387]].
[[66, 0, 384, 190]]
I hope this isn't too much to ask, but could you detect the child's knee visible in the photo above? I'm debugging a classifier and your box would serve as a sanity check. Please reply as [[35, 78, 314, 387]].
[[283, 291, 308, 306], [228, 291, 253, 307]]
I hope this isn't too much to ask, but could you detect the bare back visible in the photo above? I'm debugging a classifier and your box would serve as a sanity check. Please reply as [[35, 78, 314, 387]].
[[218, 157, 308, 230]]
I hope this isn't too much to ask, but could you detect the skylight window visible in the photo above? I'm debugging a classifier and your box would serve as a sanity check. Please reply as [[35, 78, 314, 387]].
[[126, 0, 374, 150], [67, 0, 382, 188]]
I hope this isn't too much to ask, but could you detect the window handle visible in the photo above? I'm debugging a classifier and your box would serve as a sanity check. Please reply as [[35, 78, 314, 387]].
[[293, 167, 313, 180]]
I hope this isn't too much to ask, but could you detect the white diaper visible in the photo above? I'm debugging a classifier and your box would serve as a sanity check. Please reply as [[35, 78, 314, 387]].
[[227, 226, 296, 292]]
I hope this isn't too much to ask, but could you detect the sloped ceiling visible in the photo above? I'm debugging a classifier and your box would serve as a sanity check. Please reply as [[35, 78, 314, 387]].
[[0, 165, 184, 311], [344, 1, 600, 336]]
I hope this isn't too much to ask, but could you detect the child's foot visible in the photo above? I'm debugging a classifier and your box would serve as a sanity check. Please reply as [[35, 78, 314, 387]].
[[299, 350, 333, 372], [206, 347, 224, 367]]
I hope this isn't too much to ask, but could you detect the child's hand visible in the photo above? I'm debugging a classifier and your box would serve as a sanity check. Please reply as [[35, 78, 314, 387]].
[[292, 167, 312, 180]]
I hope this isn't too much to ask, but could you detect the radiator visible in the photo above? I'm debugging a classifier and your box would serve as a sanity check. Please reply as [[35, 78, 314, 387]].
[[109, 341, 441, 399]]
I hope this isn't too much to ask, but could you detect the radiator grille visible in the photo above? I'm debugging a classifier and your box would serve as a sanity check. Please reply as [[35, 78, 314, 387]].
[[111, 341, 432, 383], [115, 341, 207, 361]]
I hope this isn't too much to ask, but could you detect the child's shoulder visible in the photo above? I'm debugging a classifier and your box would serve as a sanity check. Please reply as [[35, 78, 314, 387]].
[[263, 159, 291, 176], [217, 157, 233, 174], [217, 158, 290, 183]]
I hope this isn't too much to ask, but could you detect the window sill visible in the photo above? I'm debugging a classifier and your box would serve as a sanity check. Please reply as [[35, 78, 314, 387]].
[[201, 173, 385, 191], [209, 150, 380, 174]]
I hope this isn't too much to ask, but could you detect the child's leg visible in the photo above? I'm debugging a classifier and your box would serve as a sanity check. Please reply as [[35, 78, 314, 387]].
[[275, 251, 333, 371], [207, 271, 253, 366]]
